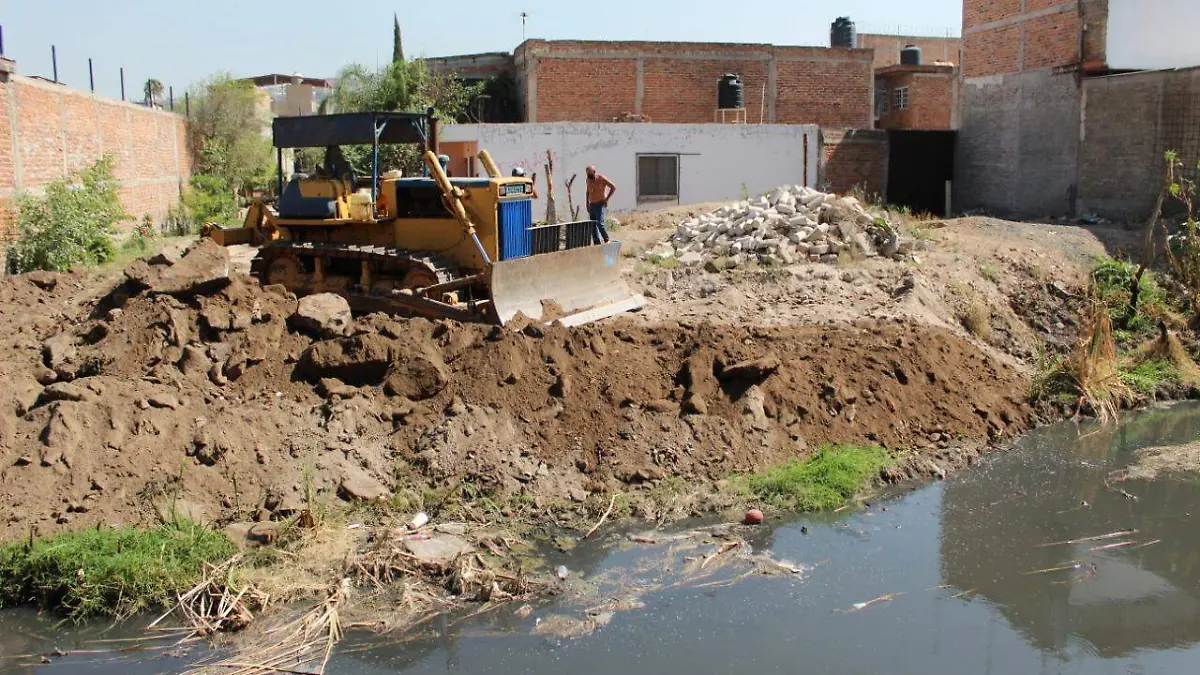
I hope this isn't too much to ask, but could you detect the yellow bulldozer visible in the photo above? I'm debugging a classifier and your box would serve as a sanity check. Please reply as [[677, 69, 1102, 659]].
[[204, 111, 642, 326]]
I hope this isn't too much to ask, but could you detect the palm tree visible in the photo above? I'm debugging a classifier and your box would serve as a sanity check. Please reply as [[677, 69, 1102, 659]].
[[144, 78, 165, 107]]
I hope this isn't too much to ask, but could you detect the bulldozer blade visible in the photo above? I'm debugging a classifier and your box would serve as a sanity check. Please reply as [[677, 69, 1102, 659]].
[[490, 241, 644, 327]]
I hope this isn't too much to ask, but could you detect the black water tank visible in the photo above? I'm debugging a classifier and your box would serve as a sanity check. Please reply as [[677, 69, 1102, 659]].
[[717, 74, 744, 110], [831, 17, 856, 48], [901, 45, 922, 65]]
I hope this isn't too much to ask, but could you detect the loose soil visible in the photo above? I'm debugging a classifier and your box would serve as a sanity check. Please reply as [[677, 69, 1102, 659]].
[[0, 214, 1122, 540]]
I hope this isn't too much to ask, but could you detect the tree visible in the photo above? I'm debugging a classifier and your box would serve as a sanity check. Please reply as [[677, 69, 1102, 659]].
[[322, 60, 480, 175], [144, 78, 165, 107], [392, 14, 404, 64], [185, 73, 273, 194]]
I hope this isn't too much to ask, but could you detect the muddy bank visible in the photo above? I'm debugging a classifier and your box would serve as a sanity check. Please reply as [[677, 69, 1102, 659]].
[[0, 242, 1031, 539]]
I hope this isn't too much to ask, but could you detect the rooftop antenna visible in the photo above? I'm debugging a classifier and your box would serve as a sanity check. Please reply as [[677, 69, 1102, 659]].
[[520, 12, 529, 41]]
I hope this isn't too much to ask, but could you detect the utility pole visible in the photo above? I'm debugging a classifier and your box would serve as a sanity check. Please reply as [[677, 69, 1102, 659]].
[[520, 12, 529, 41]]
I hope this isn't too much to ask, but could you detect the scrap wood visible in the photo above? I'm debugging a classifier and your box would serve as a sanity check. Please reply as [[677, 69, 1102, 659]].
[[1130, 539, 1162, 550], [582, 494, 617, 540], [1022, 562, 1082, 575], [699, 541, 742, 569], [838, 592, 906, 614], [951, 588, 977, 600], [1035, 530, 1137, 548], [1090, 540, 1136, 552]]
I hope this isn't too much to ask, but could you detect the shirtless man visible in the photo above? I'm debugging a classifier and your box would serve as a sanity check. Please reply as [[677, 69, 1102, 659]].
[[585, 165, 616, 244]]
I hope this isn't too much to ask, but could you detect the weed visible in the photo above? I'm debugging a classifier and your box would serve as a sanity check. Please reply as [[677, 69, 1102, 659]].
[[979, 263, 999, 283], [963, 301, 994, 342], [1091, 256, 1174, 334], [738, 444, 890, 512], [646, 254, 680, 270], [1121, 359, 1181, 394], [0, 520, 233, 619]]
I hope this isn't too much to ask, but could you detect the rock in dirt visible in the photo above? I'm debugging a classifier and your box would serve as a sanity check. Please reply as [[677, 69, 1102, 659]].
[[382, 352, 448, 401], [720, 356, 781, 383], [318, 378, 360, 399], [292, 293, 353, 339], [25, 271, 60, 291], [178, 345, 213, 377], [402, 533, 471, 567], [299, 334, 397, 385], [42, 334, 76, 370], [37, 381, 93, 406], [124, 239, 232, 298], [337, 467, 390, 502]]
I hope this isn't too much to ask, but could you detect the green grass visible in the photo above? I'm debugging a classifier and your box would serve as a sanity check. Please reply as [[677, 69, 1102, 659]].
[[0, 520, 233, 619], [739, 444, 891, 511], [1091, 256, 1172, 335], [646, 253, 680, 269], [979, 263, 999, 283], [1120, 358, 1181, 394]]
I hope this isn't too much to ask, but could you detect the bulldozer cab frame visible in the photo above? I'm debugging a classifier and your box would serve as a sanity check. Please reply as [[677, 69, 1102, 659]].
[[270, 109, 439, 209]]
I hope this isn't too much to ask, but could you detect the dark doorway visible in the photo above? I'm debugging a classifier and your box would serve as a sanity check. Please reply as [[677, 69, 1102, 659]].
[[887, 130, 955, 215]]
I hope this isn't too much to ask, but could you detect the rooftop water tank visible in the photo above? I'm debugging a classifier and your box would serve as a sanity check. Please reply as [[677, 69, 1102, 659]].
[[831, 17, 857, 48], [901, 45, 922, 66], [717, 74, 744, 110]]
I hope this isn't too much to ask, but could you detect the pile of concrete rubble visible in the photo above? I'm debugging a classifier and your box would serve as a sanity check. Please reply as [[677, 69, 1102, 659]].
[[655, 185, 921, 268]]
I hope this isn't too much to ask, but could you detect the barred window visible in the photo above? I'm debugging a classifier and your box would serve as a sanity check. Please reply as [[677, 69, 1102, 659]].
[[894, 87, 910, 111]]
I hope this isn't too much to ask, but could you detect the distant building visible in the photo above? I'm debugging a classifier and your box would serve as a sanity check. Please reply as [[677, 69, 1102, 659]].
[[240, 74, 333, 117], [426, 39, 874, 129], [874, 63, 959, 130], [856, 33, 962, 70]]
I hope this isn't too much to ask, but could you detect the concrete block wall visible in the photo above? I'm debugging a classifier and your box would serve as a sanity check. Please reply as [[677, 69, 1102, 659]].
[[821, 129, 888, 198], [0, 69, 191, 247], [957, 0, 1094, 216], [1079, 67, 1200, 219], [513, 40, 874, 129]]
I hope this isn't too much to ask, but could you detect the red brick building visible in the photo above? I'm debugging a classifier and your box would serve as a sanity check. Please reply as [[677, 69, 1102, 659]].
[[874, 63, 959, 130], [429, 39, 875, 129]]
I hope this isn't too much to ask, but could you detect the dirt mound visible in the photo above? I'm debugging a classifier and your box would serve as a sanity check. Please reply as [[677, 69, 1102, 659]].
[[0, 244, 1033, 538]]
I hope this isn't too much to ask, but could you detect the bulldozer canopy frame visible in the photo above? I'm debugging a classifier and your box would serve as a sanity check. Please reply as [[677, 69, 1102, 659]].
[[271, 110, 439, 204], [271, 112, 432, 149]]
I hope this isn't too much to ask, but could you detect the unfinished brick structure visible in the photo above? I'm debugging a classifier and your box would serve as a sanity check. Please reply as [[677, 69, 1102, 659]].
[[439, 40, 875, 128], [957, 0, 1108, 216], [822, 129, 888, 197], [875, 64, 959, 130], [0, 58, 191, 247], [856, 34, 962, 69]]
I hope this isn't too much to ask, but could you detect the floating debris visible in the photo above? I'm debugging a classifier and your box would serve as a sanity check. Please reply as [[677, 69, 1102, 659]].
[[1035, 530, 1137, 548]]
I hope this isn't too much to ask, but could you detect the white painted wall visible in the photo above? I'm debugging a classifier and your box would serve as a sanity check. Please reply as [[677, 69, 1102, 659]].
[[1107, 0, 1200, 71], [439, 123, 819, 216]]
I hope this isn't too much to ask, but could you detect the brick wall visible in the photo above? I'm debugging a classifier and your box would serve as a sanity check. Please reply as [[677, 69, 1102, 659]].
[[876, 66, 958, 130], [1079, 67, 1200, 219], [957, 0, 1096, 216], [856, 34, 963, 68], [515, 40, 873, 128], [962, 0, 1085, 78], [0, 72, 190, 247], [821, 129, 888, 198]]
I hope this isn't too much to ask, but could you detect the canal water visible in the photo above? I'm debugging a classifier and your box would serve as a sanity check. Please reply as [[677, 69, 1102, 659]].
[[5, 402, 1200, 674]]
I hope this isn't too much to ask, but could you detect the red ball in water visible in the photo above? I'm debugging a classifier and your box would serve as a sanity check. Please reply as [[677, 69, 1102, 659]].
[[743, 509, 765, 525]]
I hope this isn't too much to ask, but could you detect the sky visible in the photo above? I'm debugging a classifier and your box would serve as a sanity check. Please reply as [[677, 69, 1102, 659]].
[[2, 0, 961, 101]]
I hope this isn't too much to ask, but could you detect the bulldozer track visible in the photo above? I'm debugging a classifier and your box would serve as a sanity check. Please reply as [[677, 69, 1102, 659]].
[[250, 242, 490, 321]]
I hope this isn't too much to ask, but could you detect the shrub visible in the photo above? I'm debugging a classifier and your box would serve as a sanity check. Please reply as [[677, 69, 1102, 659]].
[[1092, 256, 1171, 334], [740, 444, 890, 511], [181, 174, 239, 229], [0, 520, 233, 619], [6, 157, 127, 273]]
